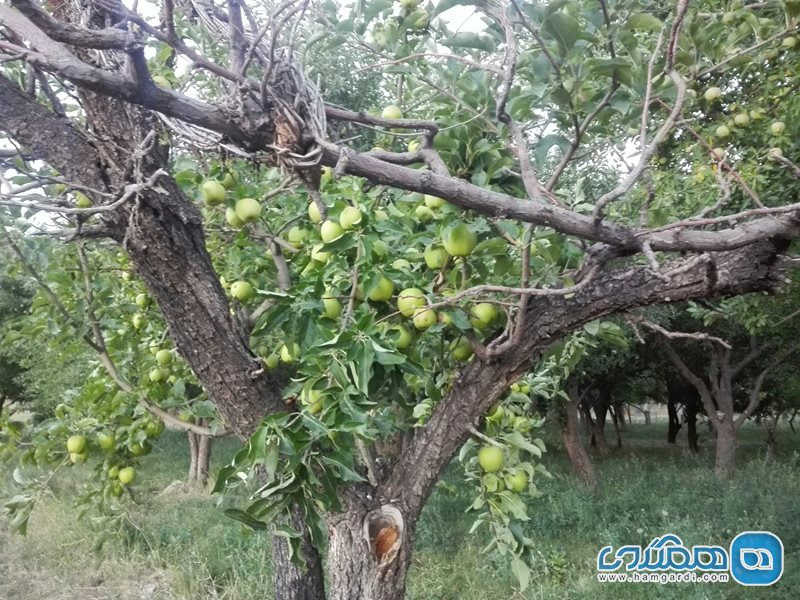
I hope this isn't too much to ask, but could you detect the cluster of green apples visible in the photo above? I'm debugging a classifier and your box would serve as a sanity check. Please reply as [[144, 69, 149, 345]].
[[200, 171, 264, 229], [474, 381, 538, 495], [702, 86, 787, 160]]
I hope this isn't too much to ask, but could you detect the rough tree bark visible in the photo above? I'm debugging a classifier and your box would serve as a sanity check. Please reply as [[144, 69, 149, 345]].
[[0, 74, 326, 600], [3, 3, 800, 595], [563, 382, 600, 489]]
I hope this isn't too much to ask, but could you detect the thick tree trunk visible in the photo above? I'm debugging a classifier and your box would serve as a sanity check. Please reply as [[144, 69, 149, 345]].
[[273, 505, 327, 600], [589, 404, 610, 454], [714, 419, 736, 479], [562, 398, 599, 489]]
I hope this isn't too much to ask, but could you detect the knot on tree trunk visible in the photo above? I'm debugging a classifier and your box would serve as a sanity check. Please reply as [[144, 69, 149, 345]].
[[363, 505, 404, 567]]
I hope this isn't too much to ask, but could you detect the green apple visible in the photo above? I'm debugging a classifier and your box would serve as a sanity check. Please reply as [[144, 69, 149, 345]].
[[322, 294, 343, 319], [771, 121, 786, 135], [711, 147, 726, 161], [470, 303, 498, 329], [145, 420, 164, 436], [264, 353, 280, 369], [722, 11, 735, 25], [407, 139, 420, 152], [118, 466, 136, 485], [149, 367, 166, 383], [487, 405, 504, 422], [424, 194, 444, 209], [320, 166, 333, 186], [733, 113, 750, 126], [411, 9, 429, 28], [235, 197, 262, 223], [231, 280, 255, 301], [412, 307, 437, 329], [715, 125, 731, 138], [320, 220, 344, 243], [504, 470, 528, 492], [368, 275, 394, 302], [397, 288, 426, 317], [439, 312, 453, 326], [373, 240, 389, 258], [703, 86, 722, 101], [414, 205, 434, 222], [424, 245, 449, 269], [450, 337, 473, 361], [155, 349, 172, 366], [75, 192, 93, 208], [311, 243, 332, 264], [308, 201, 322, 223], [130, 441, 151, 457], [381, 105, 403, 120], [387, 325, 412, 349], [70, 451, 87, 464], [221, 171, 239, 189], [135, 293, 150, 309], [782, 36, 797, 49], [392, 258, 412, 270], [97, 433, 115, 450], [443, 223, 477, 257], [287, 226, 309, 248], [280, 343, 300, 363], [513, 415, 532, 433], [226, 207, 244, 228], [152, 75, 171, 89], [66, 435, 87, 454], [201, 180, 226, 205], [478, 445, 504, 472], [132, 314, 146, 330], [108, 465, 120, 479], [339, 206, 363, 230]]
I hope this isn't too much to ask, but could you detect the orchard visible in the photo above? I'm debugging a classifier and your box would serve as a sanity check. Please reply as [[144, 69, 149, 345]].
[[1, 1, 799, 599]]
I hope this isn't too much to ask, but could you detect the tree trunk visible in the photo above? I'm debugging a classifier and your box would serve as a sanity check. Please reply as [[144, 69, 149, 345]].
[[666, 395, 681, 444], [562, 398, 599, 489], [714, 419, 736, 479], [764, 414, 779, 459], [589, 404, 610, 454], [609, 405, 622, 448], [187, 430, 198, 484], [273, 505, 327, 600], [196, 430, 212, 487], [686, 400, 700, 452]]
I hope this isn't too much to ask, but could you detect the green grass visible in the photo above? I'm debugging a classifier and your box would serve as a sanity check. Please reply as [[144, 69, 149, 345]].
[[2, 422, 799, 599]]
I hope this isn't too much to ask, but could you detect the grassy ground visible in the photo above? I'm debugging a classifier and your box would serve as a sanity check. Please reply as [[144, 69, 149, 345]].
[[1, 421, 799, 599]]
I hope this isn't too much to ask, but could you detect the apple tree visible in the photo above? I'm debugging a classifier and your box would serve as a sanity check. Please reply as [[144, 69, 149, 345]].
[[2, 0, 800, 598]]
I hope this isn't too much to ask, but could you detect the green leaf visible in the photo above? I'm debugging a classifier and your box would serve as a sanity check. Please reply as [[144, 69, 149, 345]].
[[224, 509, 268, 531], [582, 320, 600, 336], [441, 33, 496, 53], [511, 556, 531, 591], [543, 13, 580, 53], [624, 13, 664, 32]]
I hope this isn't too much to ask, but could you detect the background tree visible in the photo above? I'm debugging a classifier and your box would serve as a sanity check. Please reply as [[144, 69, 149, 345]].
[[1, 1, 800, 598]]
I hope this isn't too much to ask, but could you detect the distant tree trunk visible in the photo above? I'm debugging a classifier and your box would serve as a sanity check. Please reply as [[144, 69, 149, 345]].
[[188, 430, 198, 483], [764, 413, 779, 459], [609, 405, 623, 448], [186, 422, 213, 487], [590, 391, 611, 454], [686, 398, 700, 452], [666, 381, 682, 444], [715, 418, 736, 479], [563, 383, 599, 490], [789, 408, 798, 434]]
